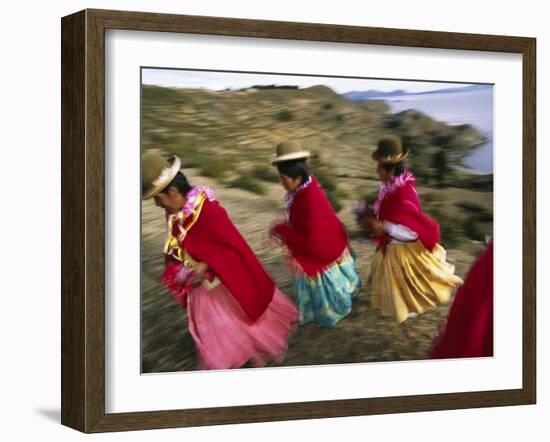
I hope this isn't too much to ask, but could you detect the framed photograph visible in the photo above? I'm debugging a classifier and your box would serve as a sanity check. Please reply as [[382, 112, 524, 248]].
[[61, 9, 536, 433]]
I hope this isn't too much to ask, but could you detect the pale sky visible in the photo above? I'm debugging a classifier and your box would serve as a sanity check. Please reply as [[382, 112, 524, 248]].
[[141, 68, 482, 94]]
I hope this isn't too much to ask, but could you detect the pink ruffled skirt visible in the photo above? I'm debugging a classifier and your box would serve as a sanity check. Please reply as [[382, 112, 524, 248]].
[[187, 283, 298, 370]]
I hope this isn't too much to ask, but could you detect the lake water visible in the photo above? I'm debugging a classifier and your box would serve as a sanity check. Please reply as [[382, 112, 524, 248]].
[[381, 87, 494, 174]]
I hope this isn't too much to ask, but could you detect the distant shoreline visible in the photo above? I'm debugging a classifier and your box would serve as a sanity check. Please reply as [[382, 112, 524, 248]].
[[380, 88, 493, 175]]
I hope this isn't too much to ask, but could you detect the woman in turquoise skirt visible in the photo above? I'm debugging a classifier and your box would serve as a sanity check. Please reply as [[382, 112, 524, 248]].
[[268, 141, 361, 327]]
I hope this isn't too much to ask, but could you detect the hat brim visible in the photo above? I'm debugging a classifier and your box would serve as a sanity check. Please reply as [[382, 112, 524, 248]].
[[372, 149, 409, 164], [142, 156, 181, 199], [271, 151, 310, 165]]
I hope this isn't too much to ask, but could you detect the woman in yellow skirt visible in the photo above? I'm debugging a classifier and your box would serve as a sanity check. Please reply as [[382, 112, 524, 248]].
[[358, 136, 463, 323]]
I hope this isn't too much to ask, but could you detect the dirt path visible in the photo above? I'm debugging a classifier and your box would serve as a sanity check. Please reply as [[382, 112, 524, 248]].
[[141, 168, 483, 373]]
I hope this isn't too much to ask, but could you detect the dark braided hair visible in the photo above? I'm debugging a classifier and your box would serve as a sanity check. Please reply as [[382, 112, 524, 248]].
[[161, 171, 192, 196], [276, 159, 310, 184], [381, 161, 405, 177]]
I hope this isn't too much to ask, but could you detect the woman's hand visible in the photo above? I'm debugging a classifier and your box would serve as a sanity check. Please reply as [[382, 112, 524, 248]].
[[267, 217, 287, 247], [175, 265, 191, 285], [187, 261, 208, 286], [370, 220, 387, 237], [352, 200, 367, 224]]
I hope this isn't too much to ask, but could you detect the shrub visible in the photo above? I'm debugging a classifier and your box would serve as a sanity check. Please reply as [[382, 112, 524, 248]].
[[463, 216, 486, 241], [432, 149, 449, 186], [314, 168, 336, 191], [180, 158, 200, 168], [453, 175, 493, 191], [177, 145, 202, 168], [422, 192, 443, 204], [440, 217, 466, 248], [326, 195, 343, 213], [200, 159, 232, 178], [275, 110, 294, 122], [454, 201, 485, 212], [335, 188, 349, 200], [308, 152, 345, 213], [427, 208, 465, 249], [454, 201, 493, 223], [476, 210, 493, 223], [228, 176, 266, 195], [362, 190, 380, 206], [313, 168, 342, 212], [251, 164, 279, 182]]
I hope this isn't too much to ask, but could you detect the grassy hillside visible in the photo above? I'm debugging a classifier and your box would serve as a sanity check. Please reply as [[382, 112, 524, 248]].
[[141, 84, 492, 245]]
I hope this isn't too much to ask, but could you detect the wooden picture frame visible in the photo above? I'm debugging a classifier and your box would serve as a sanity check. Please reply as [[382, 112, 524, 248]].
[[61, 8, 536, 433]]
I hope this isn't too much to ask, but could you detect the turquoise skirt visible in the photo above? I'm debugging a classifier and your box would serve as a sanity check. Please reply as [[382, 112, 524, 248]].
[[292, 248, 361, 327]]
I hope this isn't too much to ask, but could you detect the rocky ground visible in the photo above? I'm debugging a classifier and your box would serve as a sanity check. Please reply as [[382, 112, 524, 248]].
[[141, 168, 486, 373]]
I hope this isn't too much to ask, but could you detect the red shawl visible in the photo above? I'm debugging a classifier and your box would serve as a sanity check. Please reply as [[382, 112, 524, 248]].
[[372, 179, 440, 252], [272, 176, 349, 277], [432, 242, 494, 358], [171, 198, 275, 322]]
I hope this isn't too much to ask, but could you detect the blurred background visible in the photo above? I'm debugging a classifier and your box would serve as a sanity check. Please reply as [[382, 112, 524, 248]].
[[140, 69, 493, 373]]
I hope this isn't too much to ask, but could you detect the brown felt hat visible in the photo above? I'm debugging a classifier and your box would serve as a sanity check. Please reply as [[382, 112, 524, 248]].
[[371, 135, 409, 164], [271, 140, 310, 165], [142, 151, 181, 199]]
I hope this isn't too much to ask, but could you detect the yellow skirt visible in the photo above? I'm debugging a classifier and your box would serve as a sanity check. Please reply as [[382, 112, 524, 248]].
[[368, 240, 463, 323]]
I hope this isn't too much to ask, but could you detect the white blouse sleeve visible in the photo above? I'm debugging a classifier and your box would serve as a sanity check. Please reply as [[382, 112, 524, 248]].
[[383, 221, 419, 242]]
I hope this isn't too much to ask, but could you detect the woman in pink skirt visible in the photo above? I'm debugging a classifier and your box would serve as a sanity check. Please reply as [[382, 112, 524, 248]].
[[143, 152, 298, 370]]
